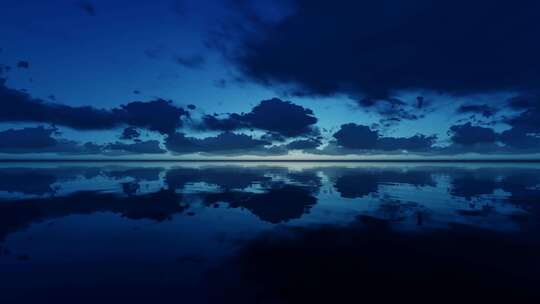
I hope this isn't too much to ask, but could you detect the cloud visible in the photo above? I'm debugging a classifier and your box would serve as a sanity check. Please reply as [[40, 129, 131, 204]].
[[332, 123, 436, 151], [376, 135, 437, 151], [333, 124, 379, 150], [286, 138, 321, 150], [440, 95, 540, 151], [119, 99, 189, 134], [448, 123, 498, 146], [0, 80, 188, 134], [0, 127, 167, 155], [120, 127, 140, 140], [499, 128, 540, 149], [201, 114, 244, 132], [199, 98, 317, 137], [457, 104, 498, 118], [0, 127, 102, 155], [227, 0, 540, 103], [165, 132, 271, 154], [506, 106, 540, 133], [106, 140, 166, 154], [0, 127, 57, 150]]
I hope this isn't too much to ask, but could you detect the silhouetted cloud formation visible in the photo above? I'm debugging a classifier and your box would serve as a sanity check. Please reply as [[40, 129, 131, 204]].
[[0, 80, 188, 134], [332, 123, 436, 151], [120, 127, 140, 140], [106, 140, 166, 154], [449, 123, 498, 146], [165, 132, 271, 154], [200, 98, 317, 137], [0, 127, 57, 150], [333, 124, 378, 149], [0, 126, 167, 155], [230, 0, 540, 103]]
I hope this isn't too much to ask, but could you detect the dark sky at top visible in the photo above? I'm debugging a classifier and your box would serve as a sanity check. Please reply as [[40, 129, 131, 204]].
[[1, 0, 539, 159]]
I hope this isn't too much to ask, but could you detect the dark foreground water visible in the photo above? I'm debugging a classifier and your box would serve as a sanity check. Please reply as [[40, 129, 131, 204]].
[[0, 162, 539, 303]]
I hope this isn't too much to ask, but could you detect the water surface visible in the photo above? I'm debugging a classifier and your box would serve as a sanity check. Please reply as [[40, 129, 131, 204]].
[[1, 162, 539, 303]]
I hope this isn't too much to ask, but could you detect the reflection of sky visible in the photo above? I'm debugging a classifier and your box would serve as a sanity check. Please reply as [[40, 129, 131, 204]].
[[1, 162, 537, 231], [1, 162, 539, 302]]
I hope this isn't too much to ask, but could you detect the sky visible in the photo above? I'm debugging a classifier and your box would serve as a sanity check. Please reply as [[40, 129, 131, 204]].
[[1, 0, 540, 159]]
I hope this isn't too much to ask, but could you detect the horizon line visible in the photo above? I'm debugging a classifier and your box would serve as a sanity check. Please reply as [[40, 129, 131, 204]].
[[2, 159, 540, 163]]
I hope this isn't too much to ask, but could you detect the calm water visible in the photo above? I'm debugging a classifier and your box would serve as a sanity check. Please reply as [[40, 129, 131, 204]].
[[1, 162, 539, 303]]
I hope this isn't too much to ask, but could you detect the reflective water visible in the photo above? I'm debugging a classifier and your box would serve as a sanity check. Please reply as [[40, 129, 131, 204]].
[[0, 162, 539, 303]]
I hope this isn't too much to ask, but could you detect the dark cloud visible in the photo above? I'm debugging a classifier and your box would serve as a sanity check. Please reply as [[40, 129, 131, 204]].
[[260, 132, 286, 143], [333, 124, 380, 150], [457, 104, 498, 118], [496, 94, 540, 149], [77, 1, 96, 16], [240, 98, 317, 136], [376, 134, 437, 151], [165, 132, 270, 154], [106, 140, 166, 154], [500, 127, 540, 149], [507, 109, 540, 133], [200, 98, 317, 137], [0, 127, 57, 150], [286, 138, 321, 150], [507, 94, 539, 111], [201, 114, 244, 132], [0, 127, 168, 156], [447, 97, 540, 150], [0, 80, 188, 134], [448, 123, 498, 146], [0, 127, 105, 155], [176, 55, 206, 69], [332, 123, 435, 151], [120, 127, 140, 140], [119, 99, 188, 134], [228, 0, 540, 102]]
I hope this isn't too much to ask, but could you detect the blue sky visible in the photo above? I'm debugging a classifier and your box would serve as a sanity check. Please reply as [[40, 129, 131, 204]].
[[1, 0, 539, 159]]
